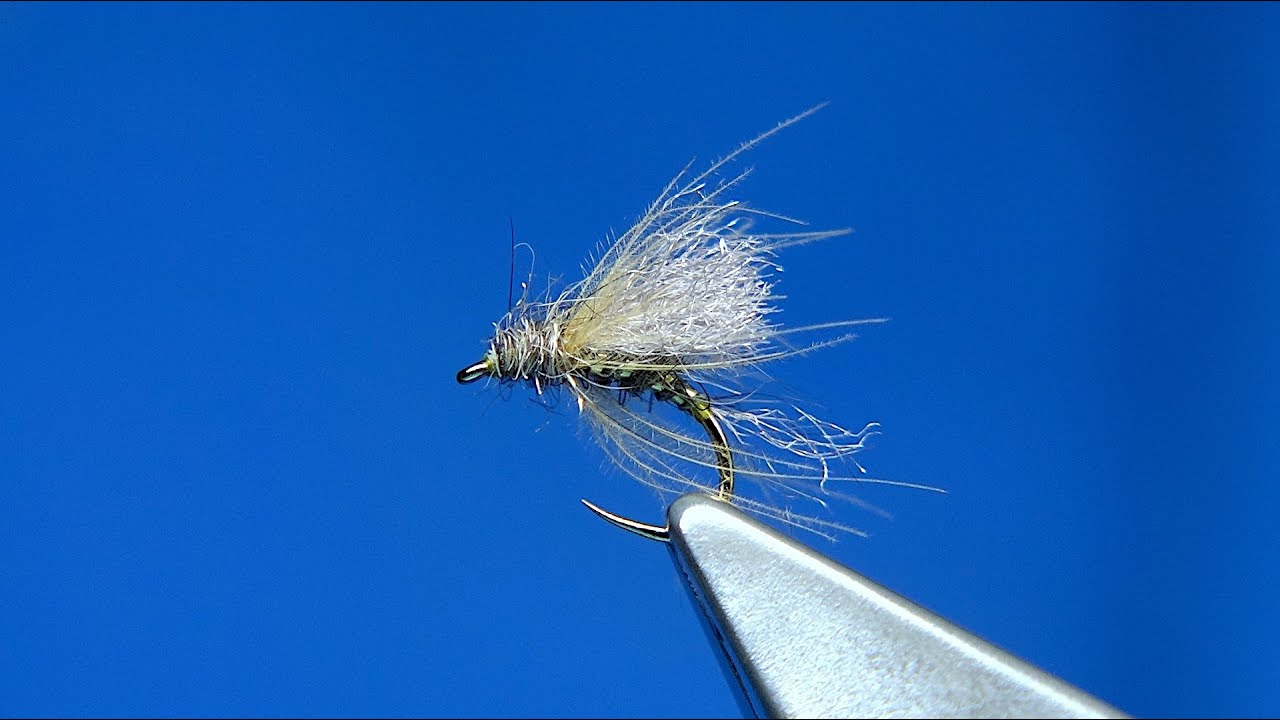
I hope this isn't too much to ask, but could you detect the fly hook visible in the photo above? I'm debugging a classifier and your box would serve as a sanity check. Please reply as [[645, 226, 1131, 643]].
[[581, 382, 735, 543]]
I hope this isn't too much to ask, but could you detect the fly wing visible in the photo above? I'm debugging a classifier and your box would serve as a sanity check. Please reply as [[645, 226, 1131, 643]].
[[561, 189, 779, 366], [559, 106, 846, 369]]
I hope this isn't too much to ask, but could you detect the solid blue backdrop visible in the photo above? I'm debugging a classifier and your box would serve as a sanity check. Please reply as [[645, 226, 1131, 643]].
[[2, 3, 1277, 717]]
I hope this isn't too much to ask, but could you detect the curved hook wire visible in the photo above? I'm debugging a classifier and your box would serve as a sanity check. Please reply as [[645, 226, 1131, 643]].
[[580, 499, 673, 542], [582, 382, 735, 543]]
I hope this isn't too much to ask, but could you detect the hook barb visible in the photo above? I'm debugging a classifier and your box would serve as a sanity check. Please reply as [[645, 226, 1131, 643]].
[[581, 498, 671, 543]]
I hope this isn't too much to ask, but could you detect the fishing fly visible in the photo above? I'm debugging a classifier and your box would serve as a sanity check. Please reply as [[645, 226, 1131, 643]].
[[456, 105, 936, 542]]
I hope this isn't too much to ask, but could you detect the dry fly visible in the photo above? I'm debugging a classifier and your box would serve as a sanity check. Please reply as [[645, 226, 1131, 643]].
[[456, 105, 938, 542]]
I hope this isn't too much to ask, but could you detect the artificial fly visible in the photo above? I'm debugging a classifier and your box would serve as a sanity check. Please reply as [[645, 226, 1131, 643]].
[[456, 104, 938, 542]]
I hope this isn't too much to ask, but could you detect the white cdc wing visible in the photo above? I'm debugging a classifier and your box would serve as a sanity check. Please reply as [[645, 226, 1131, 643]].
[[559, 106, 853, 372]]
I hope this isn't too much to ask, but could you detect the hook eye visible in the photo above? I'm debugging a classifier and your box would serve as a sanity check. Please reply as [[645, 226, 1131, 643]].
[[456, 360, 490, 384]]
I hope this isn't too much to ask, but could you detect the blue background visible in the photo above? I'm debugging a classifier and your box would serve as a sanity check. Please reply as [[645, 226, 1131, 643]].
[[3, 3, 1278, 717]]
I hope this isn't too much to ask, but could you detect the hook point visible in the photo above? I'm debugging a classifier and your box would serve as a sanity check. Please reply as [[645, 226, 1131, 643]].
[[581, 498, 671, 543]]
